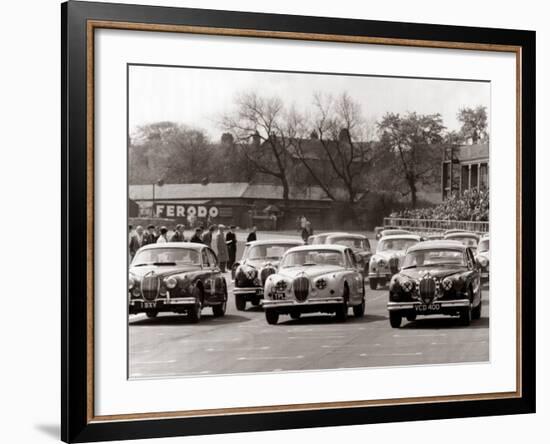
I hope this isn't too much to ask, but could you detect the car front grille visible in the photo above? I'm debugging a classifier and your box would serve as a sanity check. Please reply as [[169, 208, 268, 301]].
[[141, 273, 160, 301], [261, 267, 276, 285], [419, 276, 436, 304], [293, 276, 309, 302], [389, 257, 400, 274]]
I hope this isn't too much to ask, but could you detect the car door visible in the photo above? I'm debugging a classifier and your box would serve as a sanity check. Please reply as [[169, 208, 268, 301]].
[[345, 248, 363, 304], [465, 248, 481, 305], [207, 248, 226, 302]]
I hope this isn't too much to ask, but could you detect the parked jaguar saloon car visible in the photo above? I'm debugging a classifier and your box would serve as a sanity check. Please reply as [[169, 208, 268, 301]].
[[443, 231, 480, 252], [233, 239, 302, 310], [387, 240, 482, 328], [262, 244, 366, 324], [368, 234, 421, 289], [128, 242, 227, 323], [476, 235, 490, 281], [324, 233, 372, 274]]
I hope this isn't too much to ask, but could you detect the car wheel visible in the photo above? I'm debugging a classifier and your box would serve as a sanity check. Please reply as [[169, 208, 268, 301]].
[[145, 310, 158, 319], [212, 301, 226, 317], [369, 279, 378, 290], [389, 311, 402, 328], [353, 298, 365, 318], [459, 307, 472, 326], [235, 295, 246, 311], [335, 286, 349, 322], [188, 287, 203, 323], [265, 309, 279, 325], [472, 292, 482, 320], [251, 297, 261, 306], [290, 312, 301, 320], [406, 313, 417, 322]]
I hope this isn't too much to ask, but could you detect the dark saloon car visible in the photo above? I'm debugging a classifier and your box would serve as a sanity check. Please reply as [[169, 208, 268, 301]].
[[233, 239, 302, 310], [325, 233, 372, 274], [387, 240, 482, 328], [129, 242, 227, 322]]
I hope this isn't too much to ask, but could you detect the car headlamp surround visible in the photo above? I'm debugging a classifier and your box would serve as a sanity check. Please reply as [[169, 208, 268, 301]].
[[442, 277, 454, 291], [401, 279, 414, 293], [315, 278, 328, 290], [165, 276, 178, 289]]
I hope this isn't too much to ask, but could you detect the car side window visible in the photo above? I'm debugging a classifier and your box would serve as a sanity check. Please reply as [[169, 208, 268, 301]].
[[346, 249, 357, 268], [365, 238, 371, 251], [465, 249, 474, 269], [207, 249, 218, 268], [201, 250, 210, 268]]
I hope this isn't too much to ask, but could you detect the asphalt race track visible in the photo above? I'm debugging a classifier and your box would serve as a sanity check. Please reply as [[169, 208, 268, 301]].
[[129, 232, 489, 378]]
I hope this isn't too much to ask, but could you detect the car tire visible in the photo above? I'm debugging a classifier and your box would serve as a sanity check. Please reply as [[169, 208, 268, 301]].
[[265, 309, 279, 325], [406, 313, 417, 322], [290, 312, 301, 320], [353, 299, 366, 318], [369, 279, 378, 290], [188, 301, 202, 323], [235, 295, 246, 311], [251, 297, 261, 306], [145, 310, 158, 319], [212, 301, 226, 317], [335, 286, 349, 322], [472, 294, 482, 320], [459, 307, 472, 326], [389, 311, 402, 328]]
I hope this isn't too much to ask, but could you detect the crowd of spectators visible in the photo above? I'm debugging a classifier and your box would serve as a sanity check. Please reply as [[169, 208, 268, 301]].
[[390, 188, 489, 222]]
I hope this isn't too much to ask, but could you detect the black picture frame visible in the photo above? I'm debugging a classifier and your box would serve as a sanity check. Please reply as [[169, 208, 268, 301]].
[[61, 1, 536, 442]]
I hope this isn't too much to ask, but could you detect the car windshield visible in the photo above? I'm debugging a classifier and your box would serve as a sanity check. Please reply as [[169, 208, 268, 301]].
[[132, 248, 201, 266], [448, 236, 478, 247], [402, 249, 466, 268], [378, 238, 418, 252], [246, 244, 298, 261], [327, 237, 367, 249], [281, 249, 345, 268], [478, 239, 489, 252]]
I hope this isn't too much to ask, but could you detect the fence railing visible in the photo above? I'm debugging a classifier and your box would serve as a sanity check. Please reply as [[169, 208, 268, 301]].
[[383, 217, 489, 234]]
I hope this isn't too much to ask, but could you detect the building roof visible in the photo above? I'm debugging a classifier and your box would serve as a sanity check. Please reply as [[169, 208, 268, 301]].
[[129, 182, 338, 202]]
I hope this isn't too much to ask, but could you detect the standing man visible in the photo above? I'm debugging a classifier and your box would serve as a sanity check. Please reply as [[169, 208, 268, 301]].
[[170, 224, 185, 242], [129, 225, 144, 259], [214, 225, 229, 272], [226, 225, 237, 269], [190, 227, 203, 243], [143, 225, 158, 245], [246, 226, 257, 242], [201, 225, 215, 247], [156, 226, 168, 243], [300, 219, 310, 244]]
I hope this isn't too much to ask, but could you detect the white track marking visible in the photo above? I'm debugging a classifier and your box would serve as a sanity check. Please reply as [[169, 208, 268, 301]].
[[237, 355, 304, 361]]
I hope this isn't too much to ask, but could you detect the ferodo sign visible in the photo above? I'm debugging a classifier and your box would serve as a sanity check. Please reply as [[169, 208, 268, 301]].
[[154, 204, 219, 219]]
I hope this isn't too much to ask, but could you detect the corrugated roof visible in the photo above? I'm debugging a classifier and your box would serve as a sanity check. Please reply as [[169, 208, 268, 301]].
[[129, 182, 338, 202]]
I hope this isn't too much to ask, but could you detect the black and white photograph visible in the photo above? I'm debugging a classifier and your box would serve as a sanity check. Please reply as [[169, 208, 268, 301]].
[[127, 65, 491, 379]]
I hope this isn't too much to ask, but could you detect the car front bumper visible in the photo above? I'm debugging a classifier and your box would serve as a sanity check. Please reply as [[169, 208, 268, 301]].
[[262, 296, 344, 309], [233, 286, 263, 296], [129, 297, 198, 313], [368, 272, 392, 280], [387, 299, 471, 311]]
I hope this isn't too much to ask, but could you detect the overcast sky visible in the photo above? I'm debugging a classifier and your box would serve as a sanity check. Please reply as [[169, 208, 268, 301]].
[[129, 65, 490, 140]]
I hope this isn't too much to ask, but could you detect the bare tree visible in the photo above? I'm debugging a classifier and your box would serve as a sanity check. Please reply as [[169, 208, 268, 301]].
[[221, 92, 295, 204], [377, 112, 445, 208], [291, 92, 374, 206]]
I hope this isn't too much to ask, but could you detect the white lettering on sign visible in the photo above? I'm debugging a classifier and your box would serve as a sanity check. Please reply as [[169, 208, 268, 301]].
[[154, 204, 220, 219]]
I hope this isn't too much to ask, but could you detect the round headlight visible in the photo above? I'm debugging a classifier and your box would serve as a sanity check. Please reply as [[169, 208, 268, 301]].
[[442, 277, 454, 291], [401, 279, 413, 292], [244, 266, 257, 280], [165, 276, 178, 289], [275, 280, 288, 292], [479, 257, 488, 268], [316, 278, 327, 290], [128, 276, 135, 290]]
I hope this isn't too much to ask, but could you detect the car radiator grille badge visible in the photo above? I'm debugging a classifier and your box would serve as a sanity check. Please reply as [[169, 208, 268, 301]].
[[293, 276, 309, 302], [141, 272, 160, 301], [419, 274, 436, 304]]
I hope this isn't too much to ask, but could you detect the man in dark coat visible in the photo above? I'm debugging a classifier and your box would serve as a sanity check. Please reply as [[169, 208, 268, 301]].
[[190, 227, 203, 244], [142, 225, 158, 245], [201, 225, 215, 247], [246, 226, 257, 242], [226, 225, 237, 269], [170, 224, 185, 242]]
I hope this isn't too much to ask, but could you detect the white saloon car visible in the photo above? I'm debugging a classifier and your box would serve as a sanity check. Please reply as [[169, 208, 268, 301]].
[[262, 244, 365, 324]]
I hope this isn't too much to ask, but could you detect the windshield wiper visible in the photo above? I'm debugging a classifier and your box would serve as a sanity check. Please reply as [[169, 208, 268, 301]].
[[402, 265, 417, 269], [152, 262, 177, 266]]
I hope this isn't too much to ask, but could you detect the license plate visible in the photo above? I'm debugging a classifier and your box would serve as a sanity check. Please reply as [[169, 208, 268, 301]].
[[272, 292, 286, 300], [416, 303, 441, 312], [256, 288, 264, 296], [143, 301, 156, 309]]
